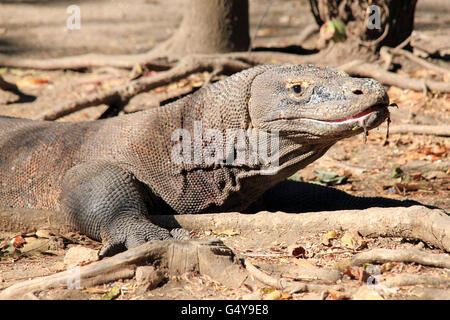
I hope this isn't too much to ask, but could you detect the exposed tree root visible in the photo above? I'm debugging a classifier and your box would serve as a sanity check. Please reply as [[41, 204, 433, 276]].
[[0, 50, 320, 72], [1, 206, 449, 299], [385, 47, 449, 75], [35, 55, 256, 120], [388, 124, 450, 137], [2, 206, 449, 253], [0, 239, 248, 299], [338, 60, 450, 93], [30, 53, 448, 120], [0, 52, 171, 71], [383, 274, 450, 288], [243, 260, 344, 294], [34, 51, 321, 120], [350, 248, 450, 269], [22, 49, 446, 120], [408, 287, 450, 300], [163, 206, 450, 253]]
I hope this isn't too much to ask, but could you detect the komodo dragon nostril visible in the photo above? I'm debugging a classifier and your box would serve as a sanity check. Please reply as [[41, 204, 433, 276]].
[[352, 89, 364, 95]]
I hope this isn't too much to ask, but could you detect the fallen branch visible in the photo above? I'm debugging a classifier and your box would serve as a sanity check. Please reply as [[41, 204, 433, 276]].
[[0, 239, 247, 299], [388, 124, 450, 137], [350, 248, 450, 269]]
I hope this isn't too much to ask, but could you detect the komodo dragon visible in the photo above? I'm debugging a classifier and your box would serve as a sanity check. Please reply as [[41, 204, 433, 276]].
[[0, 64, 397, 257]]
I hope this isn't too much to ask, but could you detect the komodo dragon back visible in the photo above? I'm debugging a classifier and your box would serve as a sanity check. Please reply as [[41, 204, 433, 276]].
[[0, 64, 390, 257]]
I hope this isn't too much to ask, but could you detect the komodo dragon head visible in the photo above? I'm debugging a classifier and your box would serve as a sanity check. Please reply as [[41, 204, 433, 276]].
[[248, 64, 390, 143]]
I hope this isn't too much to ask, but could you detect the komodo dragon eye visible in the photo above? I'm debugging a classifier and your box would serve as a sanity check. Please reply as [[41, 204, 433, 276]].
[[292, 85, 302, 95]]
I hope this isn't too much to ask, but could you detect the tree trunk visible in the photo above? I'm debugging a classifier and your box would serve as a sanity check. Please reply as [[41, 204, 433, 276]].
[[155, 0, 249, 55], [309, 0, 417, 61]]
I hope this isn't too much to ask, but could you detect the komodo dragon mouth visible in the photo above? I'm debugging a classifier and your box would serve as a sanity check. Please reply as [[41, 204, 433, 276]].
[[268, 101, 391, 144], [316, 103, 388, 123], [278, 103, 388, 124]]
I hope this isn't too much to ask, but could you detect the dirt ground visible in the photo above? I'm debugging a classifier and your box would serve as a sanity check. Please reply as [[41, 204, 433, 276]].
[[0, 0, 449, 300]]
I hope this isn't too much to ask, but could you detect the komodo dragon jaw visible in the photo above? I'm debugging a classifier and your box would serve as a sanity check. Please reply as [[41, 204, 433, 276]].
[[248, 64, 390, 141]]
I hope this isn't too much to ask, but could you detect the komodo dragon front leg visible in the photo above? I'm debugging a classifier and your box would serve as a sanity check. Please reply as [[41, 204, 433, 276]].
[[60, 161, 190, 258]]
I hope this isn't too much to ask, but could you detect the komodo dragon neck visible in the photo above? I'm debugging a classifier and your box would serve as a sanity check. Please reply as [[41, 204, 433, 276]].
[[115, 64, 388, 214]]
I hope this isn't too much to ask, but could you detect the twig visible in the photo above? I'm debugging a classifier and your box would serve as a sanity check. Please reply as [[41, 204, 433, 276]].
[[350, 248, 450, 269], [394, 35, 412, 51]]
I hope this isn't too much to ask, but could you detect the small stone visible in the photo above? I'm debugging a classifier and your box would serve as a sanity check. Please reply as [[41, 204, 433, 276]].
[[64, 246, 99, 267]]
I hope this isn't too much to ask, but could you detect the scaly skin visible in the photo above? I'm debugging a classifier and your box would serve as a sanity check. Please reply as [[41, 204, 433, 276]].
[[0, 64, 390, 257]]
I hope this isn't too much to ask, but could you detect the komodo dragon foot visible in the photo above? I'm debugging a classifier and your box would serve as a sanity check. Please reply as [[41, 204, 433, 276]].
[[60, 161, 190, 258]]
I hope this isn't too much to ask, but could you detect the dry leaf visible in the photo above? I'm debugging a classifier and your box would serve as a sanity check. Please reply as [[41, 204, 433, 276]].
[[11, 235, 26, 248], [262, 289, 282, 300], [292, 246, 306, 258], [322, 230, 339, 246], [340, 231, 367, 250], [212, 229, 239, 237], [102, 285, 121, 300]]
